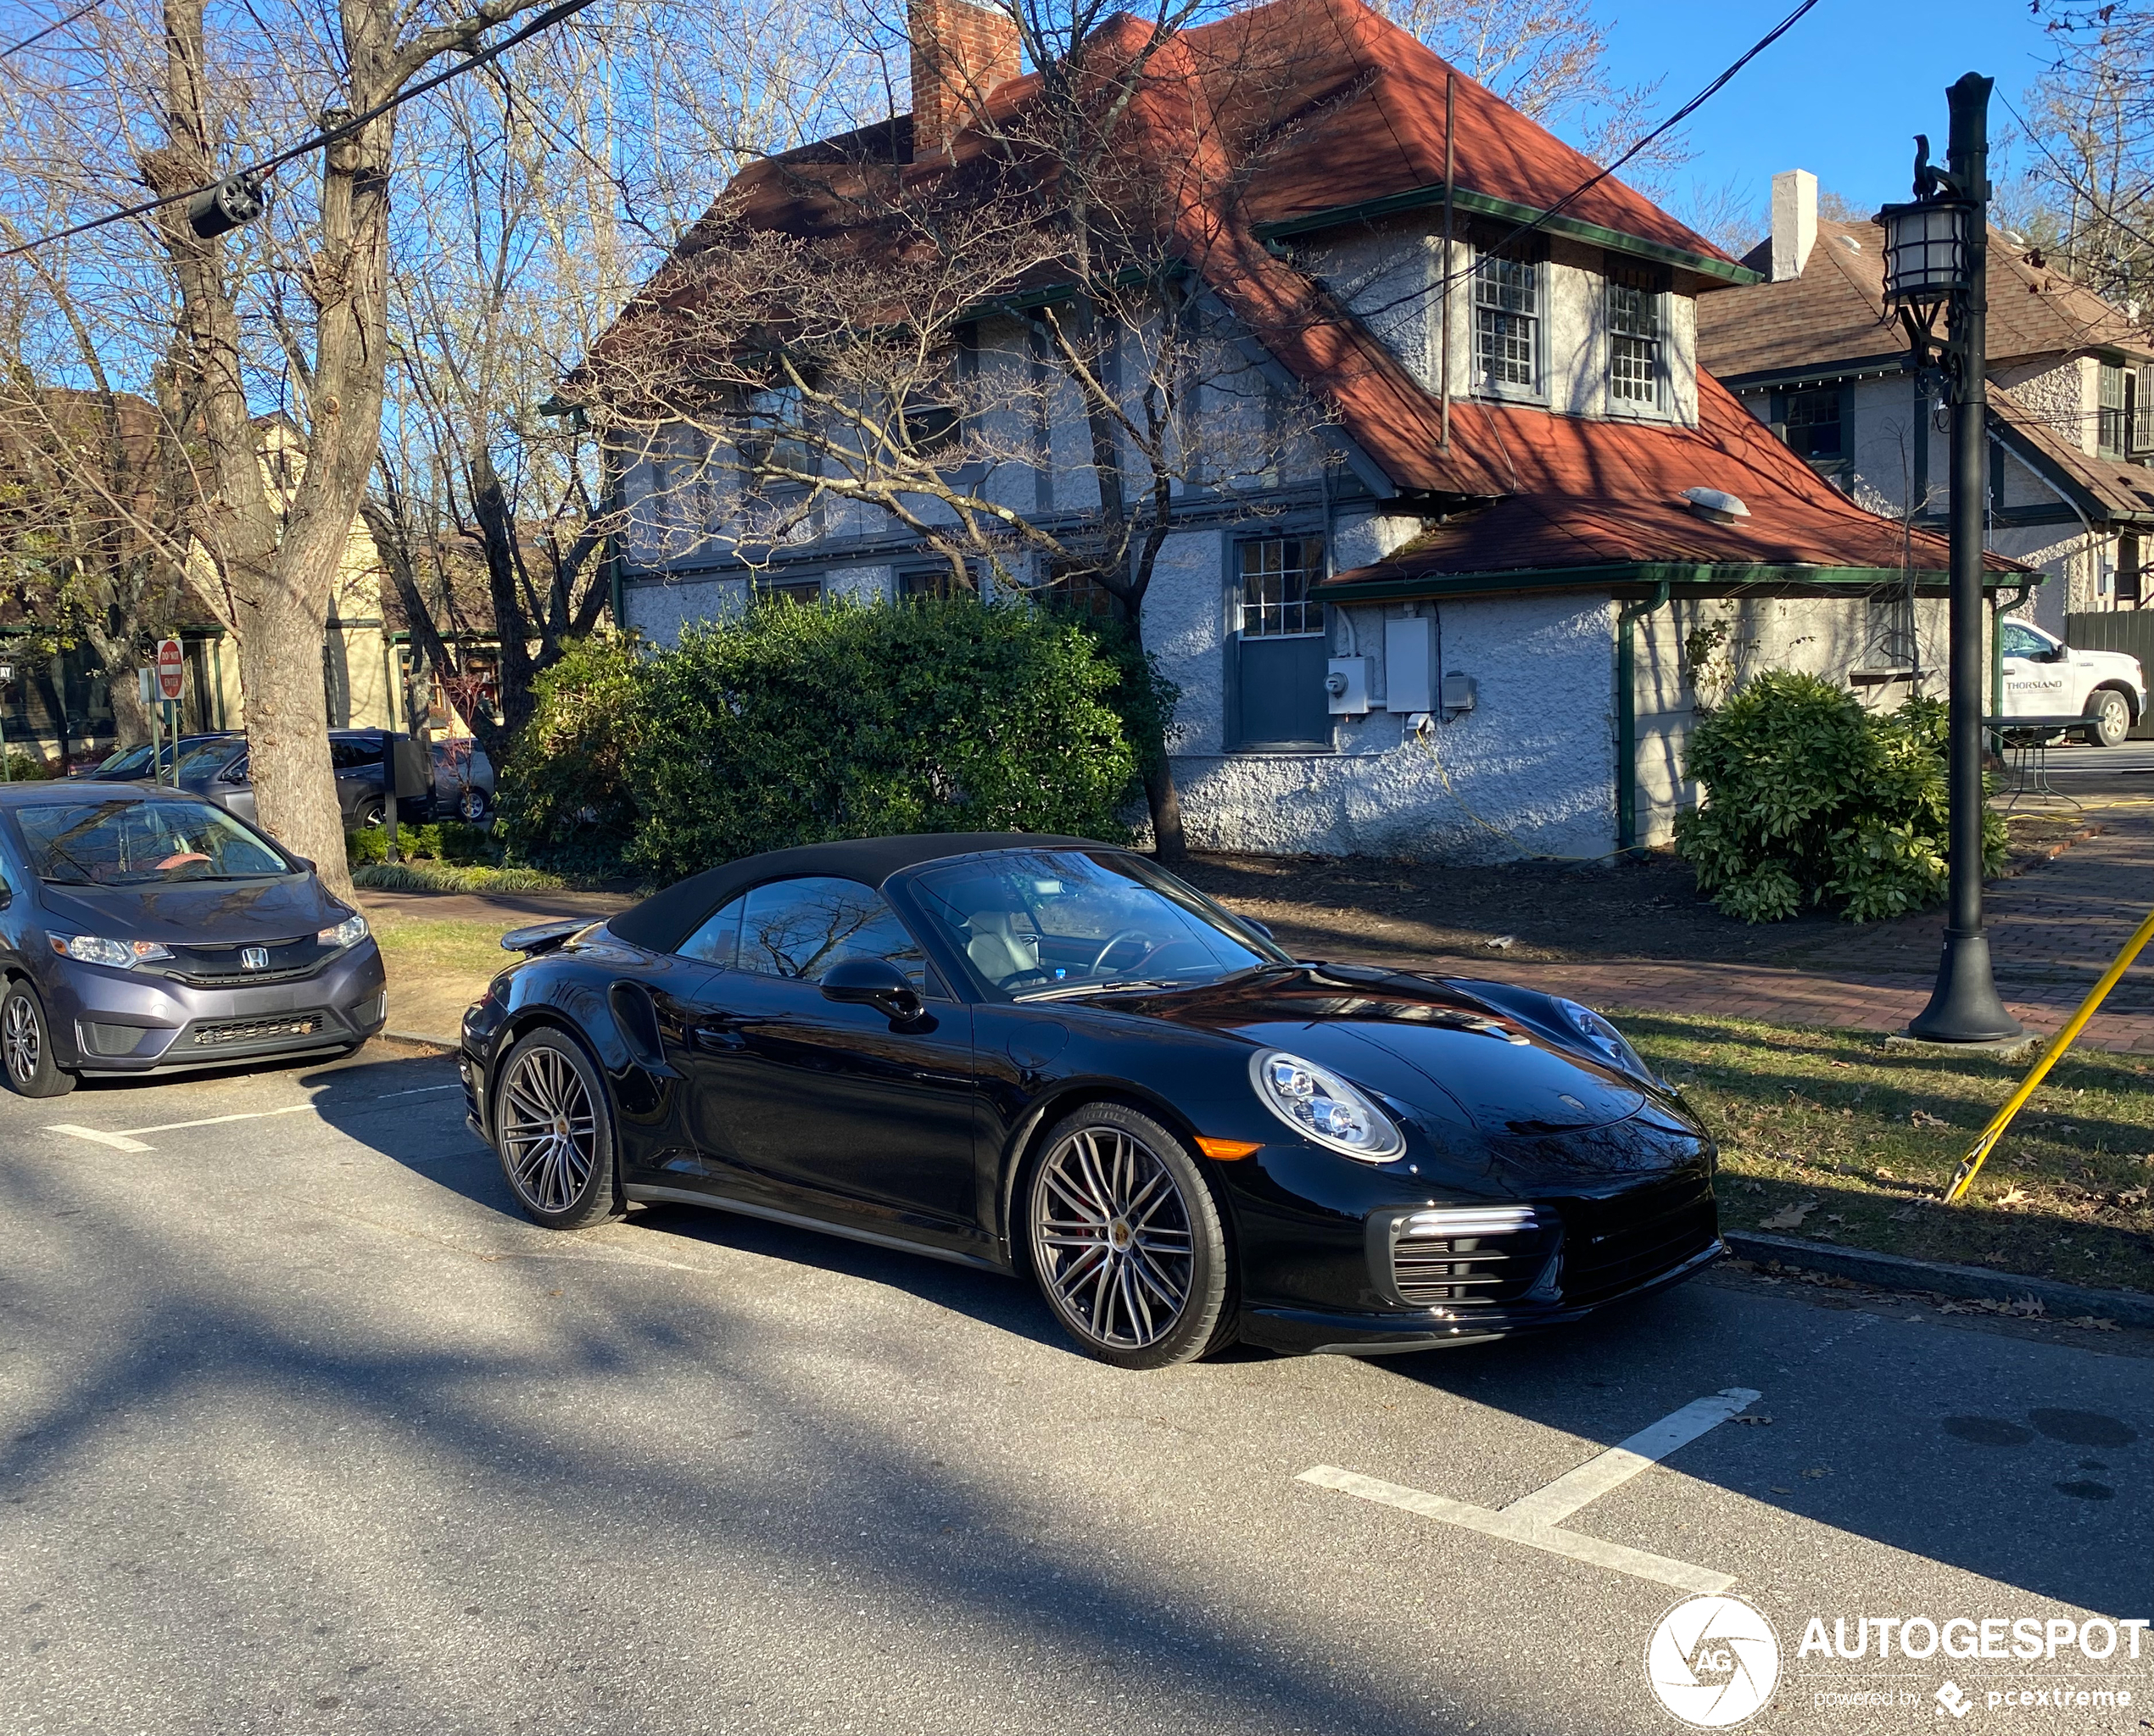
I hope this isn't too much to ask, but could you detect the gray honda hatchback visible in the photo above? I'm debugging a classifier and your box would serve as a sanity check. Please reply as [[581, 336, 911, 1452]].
[[0, 784, 387, 1097]]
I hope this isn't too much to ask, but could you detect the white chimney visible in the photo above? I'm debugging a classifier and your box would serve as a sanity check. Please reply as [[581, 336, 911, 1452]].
[[1772, 169, 1818, 282]]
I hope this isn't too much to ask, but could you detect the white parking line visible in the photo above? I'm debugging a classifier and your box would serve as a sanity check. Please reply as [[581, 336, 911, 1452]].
[[48, 1102, 315, 1153], [1299, 1386, 1761, 1595]]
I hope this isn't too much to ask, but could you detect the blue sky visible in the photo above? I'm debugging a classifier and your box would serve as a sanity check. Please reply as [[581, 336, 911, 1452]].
[[1590, 0, 2062, 235]]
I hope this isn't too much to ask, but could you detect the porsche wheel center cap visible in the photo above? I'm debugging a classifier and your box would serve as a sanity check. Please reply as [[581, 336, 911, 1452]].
[[1108, 1219, 1132, 1250]]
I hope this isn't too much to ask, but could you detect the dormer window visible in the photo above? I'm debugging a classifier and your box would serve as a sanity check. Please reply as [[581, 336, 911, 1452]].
[[2099, 360, 2128, 459], [1607, 264, 1667, 411], [1473, 247, 1543, 399]]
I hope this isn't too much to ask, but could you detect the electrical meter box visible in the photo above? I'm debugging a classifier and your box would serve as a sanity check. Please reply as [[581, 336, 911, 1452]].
[[1384, 617, 1437, 713], [1325, 656, 1370, 716]]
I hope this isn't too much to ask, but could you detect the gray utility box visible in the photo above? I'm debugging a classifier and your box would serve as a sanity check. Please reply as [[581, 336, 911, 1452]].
[[1385, 617, 1437, 713], [1326, 656, 1370, 715]]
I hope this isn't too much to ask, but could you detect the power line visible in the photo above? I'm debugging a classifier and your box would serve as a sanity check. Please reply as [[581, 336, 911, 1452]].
[[0, 0, 598, 260], [0, 0, 105, 59]]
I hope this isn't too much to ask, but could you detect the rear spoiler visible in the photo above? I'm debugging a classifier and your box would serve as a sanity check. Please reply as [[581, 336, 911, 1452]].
[[500, 918, 589, 956]]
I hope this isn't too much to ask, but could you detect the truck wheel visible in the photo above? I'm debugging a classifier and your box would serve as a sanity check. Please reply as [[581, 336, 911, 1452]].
[[2085, 689, 2132, 749]]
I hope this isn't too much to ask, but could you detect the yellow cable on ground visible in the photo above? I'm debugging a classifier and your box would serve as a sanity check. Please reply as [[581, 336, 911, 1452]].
[[1944, 902, 2154, 1203]]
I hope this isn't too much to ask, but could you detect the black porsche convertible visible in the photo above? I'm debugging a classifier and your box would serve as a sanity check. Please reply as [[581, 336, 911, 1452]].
[[459, 834, 1721, 1369]]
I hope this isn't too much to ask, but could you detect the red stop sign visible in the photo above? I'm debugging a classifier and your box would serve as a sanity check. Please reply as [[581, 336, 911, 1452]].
[[156, 639, 184, 702]]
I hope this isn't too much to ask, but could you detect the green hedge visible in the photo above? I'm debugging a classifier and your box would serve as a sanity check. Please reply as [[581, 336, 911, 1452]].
[[1675, 672, 2006, 924], [498, 600, 1139, 882]]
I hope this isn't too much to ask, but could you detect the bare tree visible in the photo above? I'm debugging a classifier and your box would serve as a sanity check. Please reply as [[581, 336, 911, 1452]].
[[583, 0, 1343, 856]]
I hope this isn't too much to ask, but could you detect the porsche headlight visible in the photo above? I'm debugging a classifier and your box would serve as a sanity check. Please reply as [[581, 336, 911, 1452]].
[[317, 913, 368, 949], [50, 935, 172, 968], [1555, 998, 1658, 1086], [1250, 1049, 1405, 1163]]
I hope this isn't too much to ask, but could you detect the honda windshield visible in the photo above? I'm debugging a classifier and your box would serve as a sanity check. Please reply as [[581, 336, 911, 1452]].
[[14, 798, 292, 885], [907, 850, 1287, 998]]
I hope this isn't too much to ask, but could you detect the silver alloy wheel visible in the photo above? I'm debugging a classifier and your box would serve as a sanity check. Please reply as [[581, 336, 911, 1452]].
[[1032, 1125, 1195, 1349], [498, 1043, 598, 1214], [2095, 689, 2131, 746], [3, 992, 37, 1084]]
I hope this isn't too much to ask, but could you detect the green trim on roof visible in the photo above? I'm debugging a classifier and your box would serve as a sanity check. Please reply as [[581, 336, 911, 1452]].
[[1715, 354, 1914, 393], [1254, 186, 1761, 285], [1315, 560, 2025, 604]]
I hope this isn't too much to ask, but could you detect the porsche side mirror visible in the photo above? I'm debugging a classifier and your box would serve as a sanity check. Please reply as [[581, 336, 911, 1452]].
[[821, 957, 924, 1024], [0, 876, 12, 909], [1247, 918, 1275, 941]]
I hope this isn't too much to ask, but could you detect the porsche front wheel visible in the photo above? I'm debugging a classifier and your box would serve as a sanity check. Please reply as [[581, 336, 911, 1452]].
[[1026, 1103, 1231, 1369], [493, 1028, 619, 1230]]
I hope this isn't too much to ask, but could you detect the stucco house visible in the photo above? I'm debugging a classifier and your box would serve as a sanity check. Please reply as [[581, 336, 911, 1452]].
[[1699, 169, 2154, 642], [588, 0, 2021, 859]]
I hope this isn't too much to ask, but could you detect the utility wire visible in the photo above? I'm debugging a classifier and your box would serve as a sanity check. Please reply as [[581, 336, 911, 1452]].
[[0, 0, 104, 59], [0, 0, 597, 260]]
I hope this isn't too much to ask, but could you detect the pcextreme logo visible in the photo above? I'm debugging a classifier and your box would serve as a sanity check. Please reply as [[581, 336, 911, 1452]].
[[1646, 1594, 1783, 1728]]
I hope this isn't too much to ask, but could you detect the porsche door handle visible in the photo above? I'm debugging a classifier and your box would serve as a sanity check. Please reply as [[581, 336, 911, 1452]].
[[689, 1021, 745, 1052]]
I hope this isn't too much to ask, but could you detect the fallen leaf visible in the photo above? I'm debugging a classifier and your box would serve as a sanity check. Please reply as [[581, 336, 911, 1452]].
[[1483, 935, 1515, 950], [1825, 1214, 1846, 1225], [1801, 1466, 1832, 1478], [1998, 1186, 2031, 1208], [1759, 1198, 1818, 1231], [1911, 1110, 1949, 1129], [1732, 1415, 1775, 1426], [1889, 1204, 1919, 1222], [1829, 1060, 1852, 1069], [2064, 1315, 2122, 1331], [1769, 1486, 1794, 1495]]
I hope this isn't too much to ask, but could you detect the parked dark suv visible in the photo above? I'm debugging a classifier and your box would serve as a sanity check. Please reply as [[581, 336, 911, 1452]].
[[178, 730, 449, 829]]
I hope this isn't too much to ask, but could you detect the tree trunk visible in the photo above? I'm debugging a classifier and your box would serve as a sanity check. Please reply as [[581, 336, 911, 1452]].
[[103, 651, 156, 750], [470, 451, 539, 739], [238, 573, 353, 902]]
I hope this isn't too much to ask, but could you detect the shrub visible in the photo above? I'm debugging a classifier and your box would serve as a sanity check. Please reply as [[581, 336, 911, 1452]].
[[500, 600, 1139, 884], [1675, 671, 2005, 924], [495, 634, 649, 877], [1, 751, 52, 782], [344, 819, 497, 870]]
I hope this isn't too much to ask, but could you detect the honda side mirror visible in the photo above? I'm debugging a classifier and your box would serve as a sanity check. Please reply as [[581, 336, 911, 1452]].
[[820, 956, 924, 1024]]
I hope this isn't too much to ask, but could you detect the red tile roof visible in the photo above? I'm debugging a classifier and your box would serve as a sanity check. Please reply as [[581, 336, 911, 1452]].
[[1318, 371, 2023, 592]]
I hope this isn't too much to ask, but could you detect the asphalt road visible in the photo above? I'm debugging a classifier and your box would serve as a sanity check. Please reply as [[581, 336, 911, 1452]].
[[2, 1042, 2148, 1736]]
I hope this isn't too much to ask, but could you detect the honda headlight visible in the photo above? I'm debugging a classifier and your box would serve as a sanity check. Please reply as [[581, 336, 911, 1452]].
[[1555, 998, 1658, 1086], [1250, 1049, 1405, 1163], [317, 914, 368, 949], [51, 935, 172, 968]]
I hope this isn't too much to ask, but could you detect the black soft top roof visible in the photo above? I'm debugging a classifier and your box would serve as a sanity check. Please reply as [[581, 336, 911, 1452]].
[[606, 832, 1111, 952]]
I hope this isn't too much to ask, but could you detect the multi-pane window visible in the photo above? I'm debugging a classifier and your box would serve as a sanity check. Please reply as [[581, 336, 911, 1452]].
[[1043, 560, 1116, 617], [2099, 360, 2128, 458], [2134, 363, 2154, 456], [759, 577, 823, 605], [739, 382, 814, 479], [1781, 389, 1843, 462], [899, 564, 976, 600], [1237, 538, 1325, 638], [1607, 268, 1664, 408], [1474, 252, 1540, 394]]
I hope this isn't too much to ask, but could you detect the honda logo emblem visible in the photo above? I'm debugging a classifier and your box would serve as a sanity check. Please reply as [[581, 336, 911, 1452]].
[[241, 946, 270, 972]]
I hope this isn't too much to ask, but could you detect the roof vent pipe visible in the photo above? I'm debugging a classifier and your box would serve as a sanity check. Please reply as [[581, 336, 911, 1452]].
[[1682, 487, 1751, 524], [1772, 169, 1818, 282]]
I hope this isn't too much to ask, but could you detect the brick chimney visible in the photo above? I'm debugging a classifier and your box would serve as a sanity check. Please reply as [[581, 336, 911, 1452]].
[[1771, 169, 1817, 282], [911, 0, 1021, 163]]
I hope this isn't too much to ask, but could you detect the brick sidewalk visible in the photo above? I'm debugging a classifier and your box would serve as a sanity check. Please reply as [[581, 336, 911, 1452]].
[[1268, 789, 2154, 1054]]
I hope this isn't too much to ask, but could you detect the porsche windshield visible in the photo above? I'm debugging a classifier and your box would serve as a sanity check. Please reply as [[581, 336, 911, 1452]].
[[908, 851, 1286, 997], [15, 799, 290, 885]]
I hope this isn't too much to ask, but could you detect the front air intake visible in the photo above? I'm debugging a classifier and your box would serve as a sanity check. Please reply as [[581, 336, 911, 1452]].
[[1389, 1206, 1554, 1307]]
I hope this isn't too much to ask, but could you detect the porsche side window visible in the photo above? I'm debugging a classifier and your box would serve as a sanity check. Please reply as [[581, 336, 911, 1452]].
[[678, 896, 745, 967], [735, 877, 929, 990]]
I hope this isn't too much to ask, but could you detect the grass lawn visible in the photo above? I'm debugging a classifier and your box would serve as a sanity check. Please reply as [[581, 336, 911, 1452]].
[[1620, 1008, 2154, 1298], [368, 913, 521, 986]]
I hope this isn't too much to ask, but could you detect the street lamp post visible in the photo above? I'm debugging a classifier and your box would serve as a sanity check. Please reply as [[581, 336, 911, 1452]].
[[1883, 73, 2024, 1044]]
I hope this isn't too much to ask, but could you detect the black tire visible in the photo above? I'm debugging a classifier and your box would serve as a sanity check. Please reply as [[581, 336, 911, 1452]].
[[2085, 688, 2133, 749], [491, 1028, 620, 1229], [1024, 1102, 1233, 1370], [2, 980, 75, 1099], [354, 794, 386, 829]]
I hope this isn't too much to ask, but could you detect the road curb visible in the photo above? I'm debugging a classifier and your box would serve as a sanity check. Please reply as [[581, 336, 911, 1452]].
[[382, 1028, 459, 1052], [1722, 1230, 2154, 1328]]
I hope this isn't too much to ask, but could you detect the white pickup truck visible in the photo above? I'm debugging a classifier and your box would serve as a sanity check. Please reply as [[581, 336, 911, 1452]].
[[1999, 620, 2147, 747]]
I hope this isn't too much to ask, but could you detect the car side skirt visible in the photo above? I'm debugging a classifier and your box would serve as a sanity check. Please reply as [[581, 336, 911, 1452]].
[[622, 1182, 1008, 1274]]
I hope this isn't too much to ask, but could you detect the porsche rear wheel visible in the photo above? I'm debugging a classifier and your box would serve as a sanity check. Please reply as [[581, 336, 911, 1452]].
[[1026, 1102, 1231, 1369], [493, 1028, 619, 1230]]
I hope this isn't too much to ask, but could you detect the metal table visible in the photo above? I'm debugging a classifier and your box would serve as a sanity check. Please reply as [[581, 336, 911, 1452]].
[[1984, 713, 2100, 809]]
